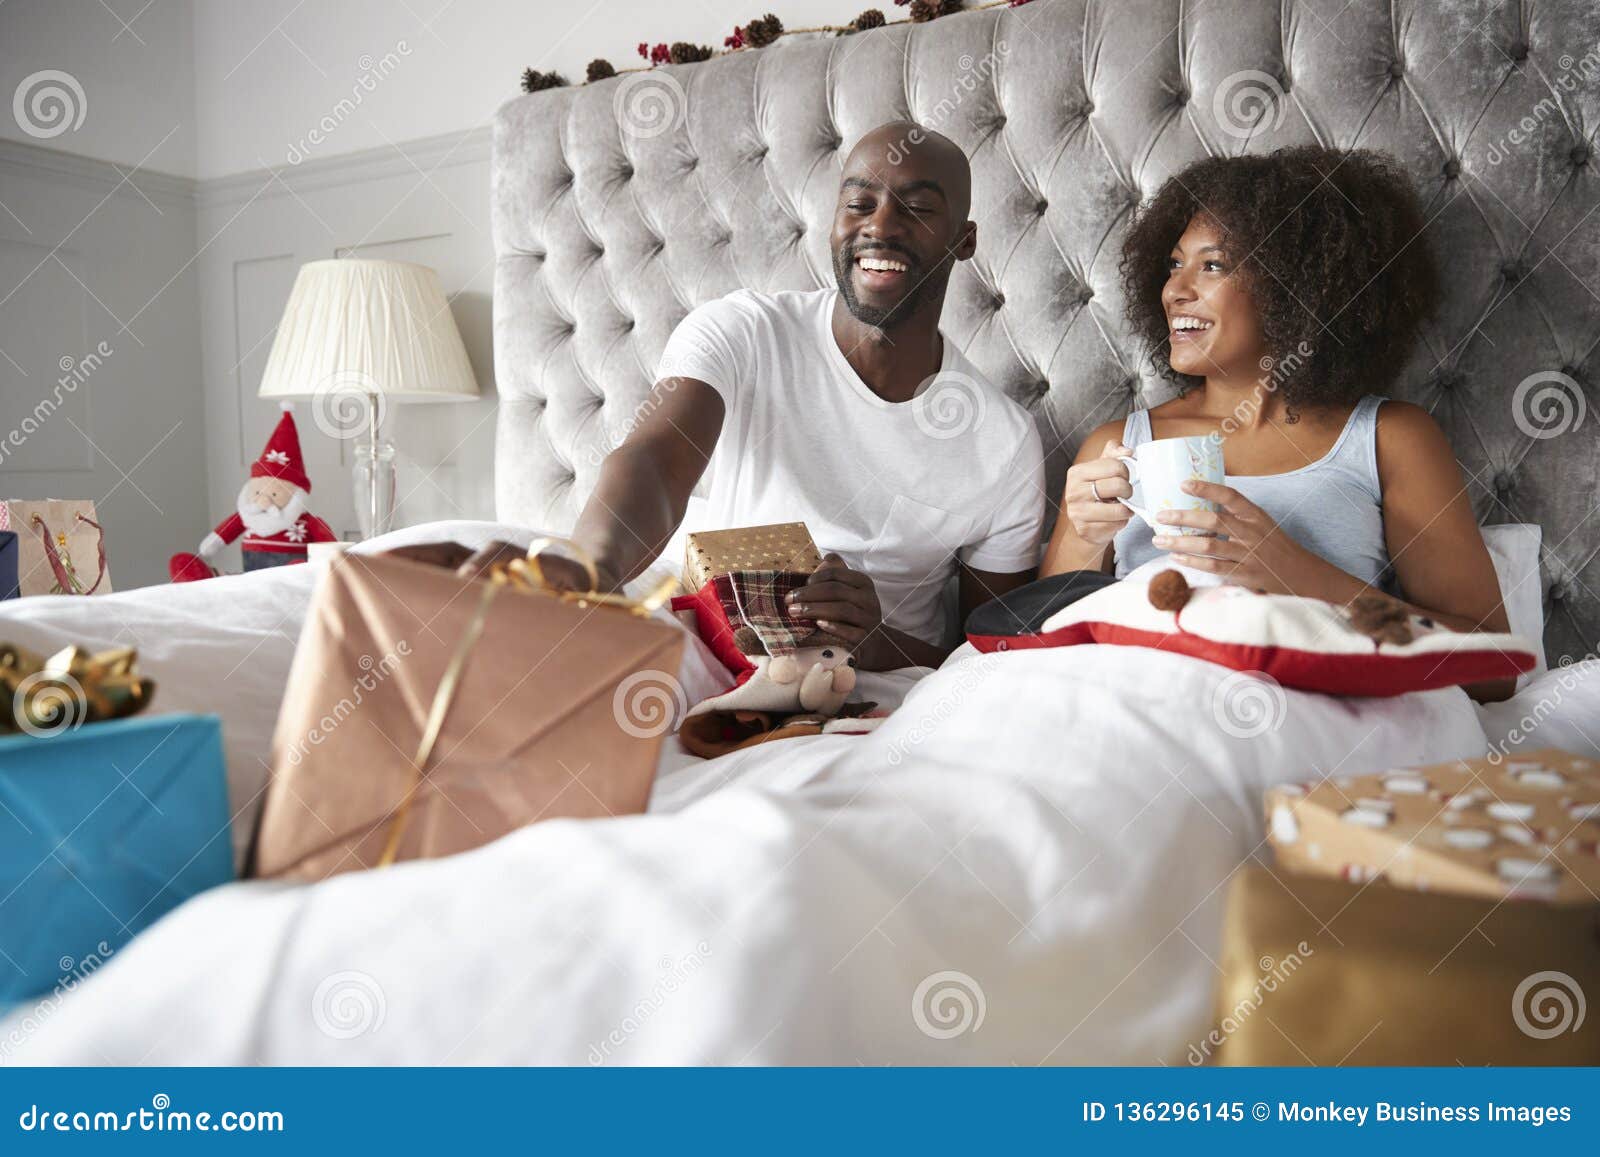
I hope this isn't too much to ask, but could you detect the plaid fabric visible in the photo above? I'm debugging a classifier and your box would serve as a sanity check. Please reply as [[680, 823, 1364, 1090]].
[[711, 570, 850, 656]]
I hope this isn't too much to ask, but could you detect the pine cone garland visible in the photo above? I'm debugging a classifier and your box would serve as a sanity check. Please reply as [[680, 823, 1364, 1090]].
[[669, 41, 714, 64], [907, 0, 936, 22], [937, 0, 965, 15], [743, 14, 784, 48], [586, 58, 616, 82], [847, 8, 886, 32], [521, 68, 568, 93]]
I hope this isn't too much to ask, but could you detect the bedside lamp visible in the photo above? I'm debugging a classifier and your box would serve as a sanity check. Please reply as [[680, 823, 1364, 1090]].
[[257, 259, 479, 538]]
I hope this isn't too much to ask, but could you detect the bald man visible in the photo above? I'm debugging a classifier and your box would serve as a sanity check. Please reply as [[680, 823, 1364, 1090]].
[[464, 121, 1044, 668]]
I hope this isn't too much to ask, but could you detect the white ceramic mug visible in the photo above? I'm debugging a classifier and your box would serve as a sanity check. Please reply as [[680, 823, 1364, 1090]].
[[1118, 435, 1224, 535]]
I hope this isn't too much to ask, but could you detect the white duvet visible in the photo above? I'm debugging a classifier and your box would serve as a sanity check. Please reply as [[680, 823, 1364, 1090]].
[[0, 521, 1491, 1064]]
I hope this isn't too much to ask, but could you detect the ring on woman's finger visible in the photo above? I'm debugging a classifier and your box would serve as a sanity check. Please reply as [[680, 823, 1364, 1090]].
[[1090, 479, 1104, 502]]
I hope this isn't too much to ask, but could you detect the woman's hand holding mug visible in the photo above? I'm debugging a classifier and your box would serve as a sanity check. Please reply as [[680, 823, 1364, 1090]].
[[1064, 440, 1136, 544]]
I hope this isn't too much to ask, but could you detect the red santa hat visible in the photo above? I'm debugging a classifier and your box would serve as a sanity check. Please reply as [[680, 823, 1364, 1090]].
[[251, 402, 312, 493]]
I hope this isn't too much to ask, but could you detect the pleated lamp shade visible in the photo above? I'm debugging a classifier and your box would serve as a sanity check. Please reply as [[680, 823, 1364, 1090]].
[[257, 259, 479, 403]]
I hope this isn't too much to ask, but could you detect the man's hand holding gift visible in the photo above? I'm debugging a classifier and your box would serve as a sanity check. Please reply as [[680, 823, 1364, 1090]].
[[784, 551, 945, 672]]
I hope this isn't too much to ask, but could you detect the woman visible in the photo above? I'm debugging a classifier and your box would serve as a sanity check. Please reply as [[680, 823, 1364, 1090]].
[[1041, 146, 1514, 700]]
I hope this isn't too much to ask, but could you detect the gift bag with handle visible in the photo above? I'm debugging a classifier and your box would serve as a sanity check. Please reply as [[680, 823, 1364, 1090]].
[[0, 499, 112, 596]]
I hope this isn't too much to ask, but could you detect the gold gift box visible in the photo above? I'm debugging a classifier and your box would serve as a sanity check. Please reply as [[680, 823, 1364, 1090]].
[[682, 522, 821, 592], [1210, 867, 1600, 1065], [1266, 747, 1600, 903]]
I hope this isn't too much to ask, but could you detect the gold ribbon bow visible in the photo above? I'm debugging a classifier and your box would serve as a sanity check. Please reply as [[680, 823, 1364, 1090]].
[[376, 538, 677, 867], [0, 643, 155, 735]]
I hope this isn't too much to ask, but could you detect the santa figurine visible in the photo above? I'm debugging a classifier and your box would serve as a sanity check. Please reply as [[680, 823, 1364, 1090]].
[[169, 403, 338, 582]]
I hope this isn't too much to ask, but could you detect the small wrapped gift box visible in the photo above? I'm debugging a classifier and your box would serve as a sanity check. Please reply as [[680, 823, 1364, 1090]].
[[0, 713, 233, 1005], [1211, 867, 1600, 1065], [683, 522, 821, 593], [1266, 747, 1600, 902]]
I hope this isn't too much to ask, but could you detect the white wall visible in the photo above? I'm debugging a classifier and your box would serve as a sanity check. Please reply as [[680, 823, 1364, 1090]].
[[191, 0, 868, 180], [0, 0, 196, 176]]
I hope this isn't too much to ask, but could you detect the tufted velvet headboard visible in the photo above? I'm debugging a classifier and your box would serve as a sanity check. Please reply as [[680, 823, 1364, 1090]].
[[492, 0, 1599, 663]]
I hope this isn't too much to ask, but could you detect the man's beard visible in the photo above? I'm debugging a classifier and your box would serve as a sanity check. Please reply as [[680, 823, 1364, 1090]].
[[237, 484, 307, 537], [832, 243, 951, 329]]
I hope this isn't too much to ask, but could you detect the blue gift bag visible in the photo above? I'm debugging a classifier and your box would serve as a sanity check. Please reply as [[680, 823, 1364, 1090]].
[[0, 713, 233, 1005]]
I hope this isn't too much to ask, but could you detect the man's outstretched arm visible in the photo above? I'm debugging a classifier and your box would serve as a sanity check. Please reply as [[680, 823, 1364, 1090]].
[[454, 377, 724, 588]]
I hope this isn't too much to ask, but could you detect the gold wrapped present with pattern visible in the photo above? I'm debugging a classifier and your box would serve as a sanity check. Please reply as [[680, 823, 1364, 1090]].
[[682, 522, 821, 592], [1266, 747, 1600, 903]]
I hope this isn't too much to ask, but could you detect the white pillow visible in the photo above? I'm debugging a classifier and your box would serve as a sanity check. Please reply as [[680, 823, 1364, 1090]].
[[1476, 659, 1600, 759], [1481, 523, 1546, 676]]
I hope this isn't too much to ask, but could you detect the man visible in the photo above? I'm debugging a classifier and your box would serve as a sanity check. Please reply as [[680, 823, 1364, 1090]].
[[462, 121, 1045, 668]]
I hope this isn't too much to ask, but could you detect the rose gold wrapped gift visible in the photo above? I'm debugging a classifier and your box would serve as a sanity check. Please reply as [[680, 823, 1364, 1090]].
[[251, 543, 681, 882], [683, 522, 821, 592]]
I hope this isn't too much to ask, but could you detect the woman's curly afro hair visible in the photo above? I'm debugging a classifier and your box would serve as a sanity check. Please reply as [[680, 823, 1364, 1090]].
[[1119, 146, 1439, 408]]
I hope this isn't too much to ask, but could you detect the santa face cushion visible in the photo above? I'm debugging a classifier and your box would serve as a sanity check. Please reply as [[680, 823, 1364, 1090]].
[[966, 569, 1536, 698]]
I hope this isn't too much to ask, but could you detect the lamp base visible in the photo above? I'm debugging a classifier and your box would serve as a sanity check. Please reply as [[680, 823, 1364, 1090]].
[[353, 437, 397, 539]]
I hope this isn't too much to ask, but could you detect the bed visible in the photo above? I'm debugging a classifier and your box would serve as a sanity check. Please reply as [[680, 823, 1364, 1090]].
[[4, 0, 1598, 1064]]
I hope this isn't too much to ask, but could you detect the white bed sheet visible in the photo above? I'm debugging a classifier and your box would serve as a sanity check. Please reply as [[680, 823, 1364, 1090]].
[[0, 520, 1489, 1064]]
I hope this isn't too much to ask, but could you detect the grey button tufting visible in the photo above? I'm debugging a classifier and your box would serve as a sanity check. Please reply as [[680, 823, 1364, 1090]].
[[1571, 143, 1591, 166], [1175, 86, 1190, 105], [1035, 198, 1049, 215], [619, 164, 634, 180], [991, 292, 1006, 310], [1442, 158, 1461, 179], [1502, 260, 1525, 281], [1388, 60, 1405, 78], [1510, 42, 1529, 62]]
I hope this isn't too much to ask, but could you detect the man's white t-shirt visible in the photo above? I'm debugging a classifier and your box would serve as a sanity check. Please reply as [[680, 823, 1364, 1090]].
[[657, 288, 1045, 646]]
